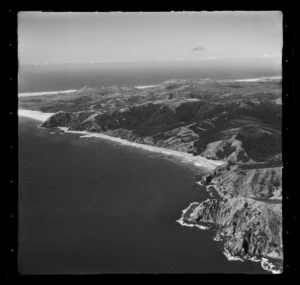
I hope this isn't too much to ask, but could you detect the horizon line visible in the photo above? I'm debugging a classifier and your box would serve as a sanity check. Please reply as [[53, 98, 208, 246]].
[[19, 56, 282, 67]]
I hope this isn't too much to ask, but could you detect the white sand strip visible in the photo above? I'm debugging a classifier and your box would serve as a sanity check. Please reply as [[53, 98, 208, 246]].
[[18, 89, 77, 97], [18, 109, 55, 122], [134, 85, 157, 89], [60, 128, 225, 170], [233, 76, 281, 82], [18, 109, 226, 170]]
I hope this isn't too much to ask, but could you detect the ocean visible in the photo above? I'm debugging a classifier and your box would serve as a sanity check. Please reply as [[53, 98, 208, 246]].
[[18, 117, 268, 274], [18, 60, 281, 93]]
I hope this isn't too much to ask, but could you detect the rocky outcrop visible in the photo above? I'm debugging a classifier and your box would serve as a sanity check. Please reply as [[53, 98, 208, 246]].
[[200, 164, 282, 200], [186, 163, 283, 272], [185, 197, 282, 261], [42, 110, 101, 131], [20, 78, 283, 272]]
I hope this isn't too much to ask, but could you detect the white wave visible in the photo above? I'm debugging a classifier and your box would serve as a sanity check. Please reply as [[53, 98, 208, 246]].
[[194, 224, 210, 230], [213, 233, 223, 242], [181, 202, 200, 215], [51, 127, 225, 171], [58, 127, 69, 132], [50, 132, 56, 134], [18, 109, 55, 122], [246, 256, 261, 263], [223, 248, 244, 262], [18, 89, 77, 97], [176, 218, 209, 230], [223, 249, 282, 274], [261, 258, 282, 274], [176, 202, 210, 230], [79, 135, 93, 138], [20, 109, 225, 170]]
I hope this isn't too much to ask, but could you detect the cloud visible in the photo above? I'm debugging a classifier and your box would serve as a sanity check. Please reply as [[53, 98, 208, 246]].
[[191, 46, 206, 52]]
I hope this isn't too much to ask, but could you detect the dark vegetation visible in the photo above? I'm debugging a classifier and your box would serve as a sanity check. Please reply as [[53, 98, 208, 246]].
[[216, 144, 236, 160], [236, 133, 281, 162], [19, 79, 282, 163]]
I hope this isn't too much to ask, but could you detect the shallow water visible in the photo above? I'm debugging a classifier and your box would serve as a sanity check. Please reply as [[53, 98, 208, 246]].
[[18, 117, 267, 274]]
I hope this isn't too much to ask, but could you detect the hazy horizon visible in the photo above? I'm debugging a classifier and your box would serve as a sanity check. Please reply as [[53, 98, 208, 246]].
[[18, 11, 282, 66]]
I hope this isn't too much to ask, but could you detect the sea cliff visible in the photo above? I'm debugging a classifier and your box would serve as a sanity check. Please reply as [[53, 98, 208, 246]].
[[181, 163, 282, 272], [19, 78, 282, 272]]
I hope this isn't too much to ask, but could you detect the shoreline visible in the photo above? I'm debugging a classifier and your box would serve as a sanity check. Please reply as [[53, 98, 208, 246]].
[[59, 127, 225, 170], [18, 109, 225, 171], [176, 197, 282, 274], [18, 75, 281, 97], [18, 109, 55, 122], [18, 89, 77, 97], [19, 108, 281, 274], [134, 85, 157, 89]]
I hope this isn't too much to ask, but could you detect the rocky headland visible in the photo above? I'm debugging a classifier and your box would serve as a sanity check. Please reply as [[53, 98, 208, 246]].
[[19, 77, 282, 272], [181, 163, 282, 272]]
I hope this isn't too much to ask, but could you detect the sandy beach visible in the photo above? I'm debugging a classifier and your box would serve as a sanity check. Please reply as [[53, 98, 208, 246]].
[[134, 85, 157, 89], [18, 109, 55, 121], [18, 109, 226, 171], [18, 89, 77, 97]]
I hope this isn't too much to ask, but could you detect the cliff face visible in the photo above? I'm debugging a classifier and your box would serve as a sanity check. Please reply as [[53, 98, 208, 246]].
[[20, 78, 282, 271], [201, 164, 282, 200], [185, 197, 282, 260], [186, 163, 283, 270]]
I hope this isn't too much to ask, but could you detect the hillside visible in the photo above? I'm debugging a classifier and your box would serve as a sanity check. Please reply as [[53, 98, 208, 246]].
[[19, 78, 282, 163], [19, 77, 282, 272], [183, 163, 283, 271]]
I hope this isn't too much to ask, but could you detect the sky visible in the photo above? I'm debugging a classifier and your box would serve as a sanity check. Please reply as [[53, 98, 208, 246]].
[[18, 11, 282, 65]]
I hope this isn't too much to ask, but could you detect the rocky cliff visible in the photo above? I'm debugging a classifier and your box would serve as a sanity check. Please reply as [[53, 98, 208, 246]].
[[184, 197, 282, 259], [183, 163, 283, 272], [31, 78, 281, 163], [19, 78, 282, 272]]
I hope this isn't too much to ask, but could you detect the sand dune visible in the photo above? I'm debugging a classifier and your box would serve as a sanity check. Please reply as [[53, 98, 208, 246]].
[[18, 109, 55, 121]]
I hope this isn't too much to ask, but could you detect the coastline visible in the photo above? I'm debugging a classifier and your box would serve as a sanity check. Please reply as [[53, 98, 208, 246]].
[[18, 107, 281, 274], [18, 89, 77, 97], [18, 109, 225, 171], [176, 200, 282, 274], [18, 109, 55, 122], [134, 85, 157, 89]]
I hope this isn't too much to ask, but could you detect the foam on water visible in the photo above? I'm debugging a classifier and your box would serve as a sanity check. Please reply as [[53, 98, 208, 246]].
[[261, 258, 282, 274], [223, 249, 282, 274], [176, 202, 210, 230], [213, 233, 223, 242], [223, 248, 245, 262], [176, 218, 209, 230], [53, 127, 225, 171], [79, 135, 93, 138]]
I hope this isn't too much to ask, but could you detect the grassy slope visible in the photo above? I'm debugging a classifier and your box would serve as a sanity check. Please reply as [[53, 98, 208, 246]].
[[19, 79, 282, 162]]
